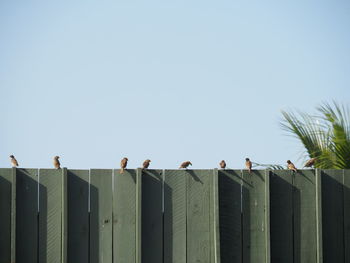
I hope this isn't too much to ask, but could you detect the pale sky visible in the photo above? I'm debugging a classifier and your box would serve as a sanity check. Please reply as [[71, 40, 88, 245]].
[[1, 0, 349, 169]]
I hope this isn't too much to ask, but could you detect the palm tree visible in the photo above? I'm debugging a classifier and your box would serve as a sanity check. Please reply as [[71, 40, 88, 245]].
[[280, 101, 350, 169]]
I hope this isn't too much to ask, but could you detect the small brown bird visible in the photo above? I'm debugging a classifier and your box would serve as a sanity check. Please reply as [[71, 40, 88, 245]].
[[219, 160, 226, 169], [179, 161, 192, 169], [245, 158, 252, 173], [304, 157, 317, 168], [287, 160, 297, 172], [10, 155, 18, 167], [143, 159, 151, 169], [120, 157, 128, 174], [53, 156, 61, 169]]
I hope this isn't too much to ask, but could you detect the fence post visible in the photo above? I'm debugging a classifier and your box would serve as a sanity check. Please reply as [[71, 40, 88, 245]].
[[265, 170, 271, 263], [212, 169, 221, 263], [316, 169, 323, 263], [62, 168, 67, 263], [136, 168, 142, 263], [11, 167, 16, 263]]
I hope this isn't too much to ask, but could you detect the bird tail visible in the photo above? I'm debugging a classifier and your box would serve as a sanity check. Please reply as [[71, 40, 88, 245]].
[[120, 168, 124, 174]]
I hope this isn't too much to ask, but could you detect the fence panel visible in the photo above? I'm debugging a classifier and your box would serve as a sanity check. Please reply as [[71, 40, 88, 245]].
[[16, 169, 39, 262], [321, 169, 344, 263], [141, 169, 163, 263], [38, 169, 65, 263], [90, 169, 113, 263], [164, 170, 187, 263], [293, 170, 318, 263], [218, 169, 242, 263], [269, 170, 293, 263], [68, 169, 89, 263], [343, 170, 350, 263], [0, 168, 13, 263], [242, 170, 269, 263], [113, 169, 140, 263]]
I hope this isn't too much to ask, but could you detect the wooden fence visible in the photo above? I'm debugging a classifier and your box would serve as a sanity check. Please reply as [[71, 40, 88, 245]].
[[0, 168, 349, 263]]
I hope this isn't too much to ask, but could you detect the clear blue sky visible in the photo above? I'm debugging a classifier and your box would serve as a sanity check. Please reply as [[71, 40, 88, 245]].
[[1, 0, 349, 169]]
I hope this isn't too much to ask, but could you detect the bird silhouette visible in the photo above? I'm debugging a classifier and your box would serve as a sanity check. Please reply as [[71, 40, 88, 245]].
[[245, 158, 252, 173], [179, 161, 192, 169], [219, 160, 226, 169], [53, 156, 61, 169], [287, 160, 297, 172], [304, 157, 317, 168], [143, 159, 151, 169], [120, 157, 128, 174], [10, 155, 18, 167]]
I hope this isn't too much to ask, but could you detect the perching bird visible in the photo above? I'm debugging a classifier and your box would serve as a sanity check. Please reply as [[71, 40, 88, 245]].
[[245, 158, 252, 173], [219, 160, 226, 169], [143, 159, 151, 169], [120, 157, 128, 173], [304, 157, 317, 168], [179, 161, 192, 169], [53, 156, 61, 169], [10, 155, 18, 167], [287, 160, 297, 172]]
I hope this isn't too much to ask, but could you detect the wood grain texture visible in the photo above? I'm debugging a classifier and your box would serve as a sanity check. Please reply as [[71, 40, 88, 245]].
[[113, 169, 137, 263], [90, 169, 113, 263], [67, 169, 89, 263], [163, 170, 187, 263], [16, 168, 39, 263], [38, 169, 63, 263], [242, 170, 268, 263]]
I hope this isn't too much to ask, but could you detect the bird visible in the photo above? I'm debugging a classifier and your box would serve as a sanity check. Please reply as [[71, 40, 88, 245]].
[[10, 155, 18, 167], [219, 160, 226, 169], [245, 158, 252, 173], [287, 160, 297, 172], [304, 157, 317, 168], [143, 159, 151, 169], [120, 157, 128, 173], [179, 161, 192, 169], [53, 156, 61, 169]]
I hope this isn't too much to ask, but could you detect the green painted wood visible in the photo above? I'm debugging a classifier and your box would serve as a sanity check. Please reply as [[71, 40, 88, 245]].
[[16, 168, 39, 263], [242, 170, 268, 263], [39, 169, 64, 263], [211, 169, 221, 263], [67, 169, 89, 263], [141, 169, 163, 263], [218, 169, 242, 263], [90, 169, 113, 263], [293, 170, 317, 263], [321, 169, 344, 263], [315, 169, 323, 263], [343, 169, 350, 263], [187, 170, 211, 263], [0, 168, 12, 263], [269, 170, 293, 263], [113, 169, 137, 263], [11, 168, 16, 263], [62, 168, 67, 263], [136, 168, 142, 263], [163, 170, 187, 263]]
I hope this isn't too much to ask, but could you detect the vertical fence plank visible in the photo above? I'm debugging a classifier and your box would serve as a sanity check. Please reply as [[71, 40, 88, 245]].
[[38, 169, 64, 263], [343, 169, 350, 263], [211, 169, 221, 263], [187, 170, 211, 263], [141, 169, 163, 263], [16, 168, 39, 263], [242, 170, 268, 263], [163, 170, 187, 263], [0, 168, 13, 263], [218, 169, 242, 263], [321, 169, 343, 263], [67, 169, 89, 263], [293, 170, 317, 263], [269, 170, 294, 263], [315, 169, 323, 263], [113, 169, 138, 263], [90, 169, 113, 263]]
